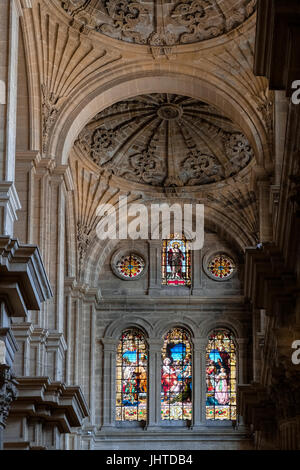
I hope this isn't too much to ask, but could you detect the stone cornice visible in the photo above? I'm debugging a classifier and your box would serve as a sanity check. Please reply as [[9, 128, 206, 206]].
[[8, 377, 89, 433], [0, 237, 52, 317], [97, 296, 247, 310], [244, 243, 298, 312]]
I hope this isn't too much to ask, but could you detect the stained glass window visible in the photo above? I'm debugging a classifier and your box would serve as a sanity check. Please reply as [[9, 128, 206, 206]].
[[207, 254, 236, 280], [206, 329, 237, 421], [116, 329, 147, 422], [116, 254, 145, 280], [161, 328, 192, 421], [162, 235, 191, 286]]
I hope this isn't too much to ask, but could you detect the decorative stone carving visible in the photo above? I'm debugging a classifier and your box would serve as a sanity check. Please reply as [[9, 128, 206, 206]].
[[171, 0, 226, 44], [41, 84, 60, 154], [181, 150, 222, 185], [91, 128, 116, 164], [253, 88, 274, 149], [77, 222, 92, 271], [75, 93, 254, 187], [59, 0, 257, 45], [0, 365, 18, 428], [126, 149, 166, 185], [224, 133, 253, 177], [100, 0, 149, 44]]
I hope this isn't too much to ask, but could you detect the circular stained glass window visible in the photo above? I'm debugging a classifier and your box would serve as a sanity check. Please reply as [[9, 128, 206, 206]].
[[115, 254, 146, 280], [206, 254, 236, 281]]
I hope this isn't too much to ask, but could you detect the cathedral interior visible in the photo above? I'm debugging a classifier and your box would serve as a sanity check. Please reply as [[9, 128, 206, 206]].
[[0, 0, 300, 451]]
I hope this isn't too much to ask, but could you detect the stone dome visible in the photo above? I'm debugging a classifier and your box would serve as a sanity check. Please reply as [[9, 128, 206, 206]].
[[75, 93, 254, 187], [60, 0, 257, 45]]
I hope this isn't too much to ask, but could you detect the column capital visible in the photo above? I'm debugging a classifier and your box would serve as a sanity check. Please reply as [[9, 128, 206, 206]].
[[148, 338, 164, 351], [51, 165, 74, 192], [14, 0, 33, 16], [100, 338, 118, 351], [192, 337, 207, 352]]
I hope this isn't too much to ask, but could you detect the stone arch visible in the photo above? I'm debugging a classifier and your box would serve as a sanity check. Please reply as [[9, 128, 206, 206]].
[[199, 318, 246, 340], [78, 202, 254, 288], [155, 318, 199, 340], [103, 316, 154, 339]]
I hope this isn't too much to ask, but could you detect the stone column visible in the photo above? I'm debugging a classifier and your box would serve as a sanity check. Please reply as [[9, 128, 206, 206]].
[[148, 241, 162, 296], [101, 338, 118, 429], [45, 165, 72, 333], [252, 309, 261, 382], [146, 338, 163, 429], [257, 180, 273, 243], [274, 91, 289, 184], [191, 250, 202, 296], [192, 338, 206, 428], [237, 338, 248, 386], [236, 338, 248, 427], [0, 0, 22, 237], [46, 333, 67, 382]]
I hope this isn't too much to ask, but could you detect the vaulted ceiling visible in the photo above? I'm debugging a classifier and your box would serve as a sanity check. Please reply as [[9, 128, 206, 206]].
[[75, 93, 254, 188]]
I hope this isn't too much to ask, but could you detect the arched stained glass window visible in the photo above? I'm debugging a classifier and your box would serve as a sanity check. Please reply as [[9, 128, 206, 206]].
[[206, 329, 237, 421], [116, 329, 147, 422], [162, 234, 191, 286], [161, 328, 192, 421]]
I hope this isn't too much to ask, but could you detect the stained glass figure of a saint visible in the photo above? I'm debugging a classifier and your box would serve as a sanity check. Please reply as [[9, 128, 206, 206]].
[[116, 329, 147, 421], [161, 328, 192, 421], [206, 329, 236, 421], [162, 235, 191, 286]]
